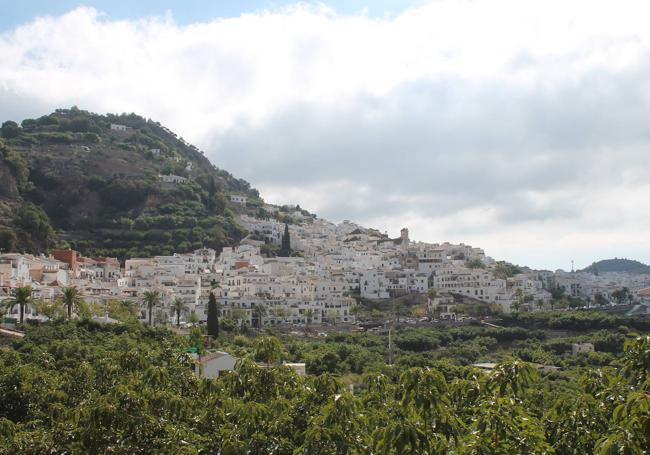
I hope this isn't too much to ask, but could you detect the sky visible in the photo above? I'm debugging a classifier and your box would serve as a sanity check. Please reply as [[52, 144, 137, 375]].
[[1, 0, 649, 270]]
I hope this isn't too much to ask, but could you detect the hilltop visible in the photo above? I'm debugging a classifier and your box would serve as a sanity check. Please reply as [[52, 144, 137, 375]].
[[580, 258, 650, 275], [0, 107, 264, 258]]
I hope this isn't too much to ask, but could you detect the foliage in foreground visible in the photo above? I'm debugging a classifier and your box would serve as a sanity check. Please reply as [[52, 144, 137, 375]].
[[0, 321, 648, 454]]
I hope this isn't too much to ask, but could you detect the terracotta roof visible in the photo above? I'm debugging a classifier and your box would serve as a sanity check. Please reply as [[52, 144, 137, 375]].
[[638, 287, 650, 296]]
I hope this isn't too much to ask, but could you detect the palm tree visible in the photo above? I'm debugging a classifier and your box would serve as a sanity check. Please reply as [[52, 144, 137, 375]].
[[4, 286, 32, 324], [511, 289, 524, 312], [394, 301, 406, 323], [253, 303, 267, 330], [171, 297, 188, 327], [141, 290, 161, 326], [304, 308, 315, 333], [58, 286, 83, 320]]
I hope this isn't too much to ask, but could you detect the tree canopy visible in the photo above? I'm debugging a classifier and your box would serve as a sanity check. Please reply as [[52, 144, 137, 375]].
[[0, 318, 647, 454]]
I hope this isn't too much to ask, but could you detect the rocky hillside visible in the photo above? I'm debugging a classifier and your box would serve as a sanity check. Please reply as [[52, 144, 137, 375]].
[[581, 258, 650, 275], [0, 107, 263, 258]]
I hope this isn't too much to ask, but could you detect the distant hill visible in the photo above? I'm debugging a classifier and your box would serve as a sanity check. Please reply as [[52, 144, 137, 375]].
[[0, 107, 265, 259], [581, 258, 650, 275]]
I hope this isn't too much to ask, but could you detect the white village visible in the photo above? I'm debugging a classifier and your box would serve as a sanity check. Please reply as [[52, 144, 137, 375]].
[[3, 205, 650, 331]]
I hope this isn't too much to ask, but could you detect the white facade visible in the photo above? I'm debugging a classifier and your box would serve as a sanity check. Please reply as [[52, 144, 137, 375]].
[[572, 343, 595, 355], [230, 195, 247, 205], [196, 351, 237, 378], [159, 174, 187, 184], [110, 123, 132, 132]]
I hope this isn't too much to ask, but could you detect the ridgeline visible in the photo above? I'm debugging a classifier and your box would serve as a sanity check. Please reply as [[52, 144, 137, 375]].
[[581, 258, 650, 275]]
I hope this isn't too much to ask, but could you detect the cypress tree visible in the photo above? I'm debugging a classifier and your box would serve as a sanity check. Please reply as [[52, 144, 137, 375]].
[[207, 292, 219, 338], [280, 223, 291, 257]]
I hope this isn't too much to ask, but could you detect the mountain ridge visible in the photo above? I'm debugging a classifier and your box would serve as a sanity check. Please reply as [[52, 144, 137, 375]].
[[580, 258, 650, 275], [0, 107, 263, 258]]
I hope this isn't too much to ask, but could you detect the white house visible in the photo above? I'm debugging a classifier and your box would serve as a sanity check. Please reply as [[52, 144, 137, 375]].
[[283, 362, 306, 375], [195, 351, 238, 378], [110, 123, 133, 132], [428, 294, 457, 320], [230, 195, 247, 206], [572, 343, 595, 356], [159, 174, 187, 184]]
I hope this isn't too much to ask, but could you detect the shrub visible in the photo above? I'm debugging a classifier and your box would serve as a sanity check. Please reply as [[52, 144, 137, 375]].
[[0, 228, 17, 252], [1, 121, 20, 139], [0, 142, 29, 191], [21, 119, 37, 130], [14, 204, 54, 244], [35, 132, 76, 144], [83, 132, 101, 143], [36, 115, 59, 126], [99, 178, 156, 209]]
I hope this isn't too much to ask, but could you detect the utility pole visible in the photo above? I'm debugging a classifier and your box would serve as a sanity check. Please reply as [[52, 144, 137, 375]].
[[388, 326, 393, 366]]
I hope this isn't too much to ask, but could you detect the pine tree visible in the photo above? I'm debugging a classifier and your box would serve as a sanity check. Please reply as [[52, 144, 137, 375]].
[[207, 292, 219, 338], [279, 223, 291, 257]]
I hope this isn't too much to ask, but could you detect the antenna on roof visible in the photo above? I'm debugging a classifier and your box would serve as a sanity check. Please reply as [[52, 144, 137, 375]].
[[571, 260, 574, 273]]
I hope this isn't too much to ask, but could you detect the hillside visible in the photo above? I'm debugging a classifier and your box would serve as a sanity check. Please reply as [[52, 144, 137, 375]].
[[0, 107, 263, 258], [581, 258, 650, 275]]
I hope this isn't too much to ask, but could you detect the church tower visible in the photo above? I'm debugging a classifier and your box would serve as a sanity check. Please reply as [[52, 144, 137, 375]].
[[400, 228, 409, 250]]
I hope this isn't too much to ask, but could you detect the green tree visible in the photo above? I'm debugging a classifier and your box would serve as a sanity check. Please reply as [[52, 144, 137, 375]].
[[493, 261, 522, 279], [301, 390, 369, 454], [511, 289, 523, 312], [154, 308, 168, 325], [207, 292, 219, 337], [4, 286, 32, 324], [279, 223, 291, 257], [1, 121, 19, 139], [171, 297, 189, 327], [106, 299, 139, 322], [468, 395, 551, 453], [621, 334, 650, 387], [466, 258, 486, 269], [1, 140, 29, 192], [141, 290, 161, 326], [57, 286, 84, 320], [550, 283, 566, 300], [611, 287, 631, 304], [254, 336, 284, 364], [32, 298, 64, 320], [594, 292, 609, 306], [14, 204, 54, 247], [304, 308, 315, 333], [394, 301, 407, 323], [20, 118, 37, 129], [0, 228, 16, 253]]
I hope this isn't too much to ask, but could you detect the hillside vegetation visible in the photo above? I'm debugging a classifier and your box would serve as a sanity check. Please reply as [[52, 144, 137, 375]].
[[0, 107, 262, 258], [581, 258, 650, 275]]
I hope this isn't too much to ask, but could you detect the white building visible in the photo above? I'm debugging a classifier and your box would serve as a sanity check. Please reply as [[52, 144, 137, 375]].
[[110, 123, 132, 132], [230, 195, 247, 206], [159, 174, 187, 184], [194, 351, 238, 378], [572, 343, 595, 355]]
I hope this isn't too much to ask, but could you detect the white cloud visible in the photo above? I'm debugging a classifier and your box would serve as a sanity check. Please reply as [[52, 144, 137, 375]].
[[1, 1, 650, 269]]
